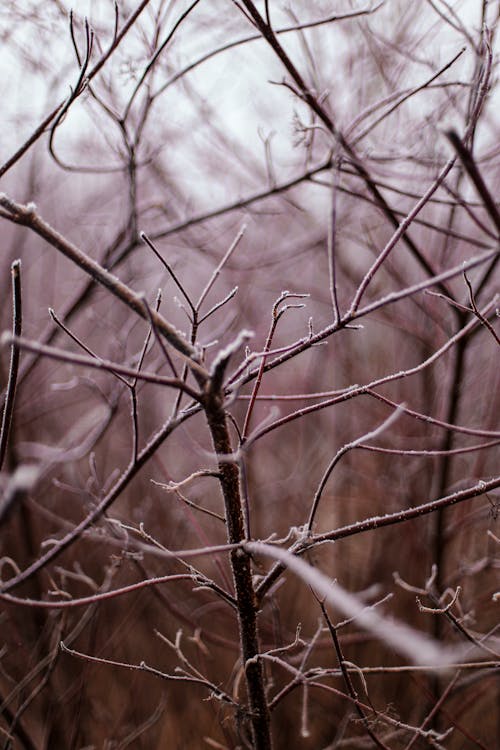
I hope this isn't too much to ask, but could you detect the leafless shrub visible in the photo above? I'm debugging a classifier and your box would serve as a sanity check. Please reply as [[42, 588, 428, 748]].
[[0, 1, 499, 748]]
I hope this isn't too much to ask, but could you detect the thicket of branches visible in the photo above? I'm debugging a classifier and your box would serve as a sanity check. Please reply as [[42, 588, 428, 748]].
[[0, 1, 499, 748]]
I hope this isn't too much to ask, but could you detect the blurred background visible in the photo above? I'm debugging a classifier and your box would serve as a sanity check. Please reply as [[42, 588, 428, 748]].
[[0, 1, 499, 747]]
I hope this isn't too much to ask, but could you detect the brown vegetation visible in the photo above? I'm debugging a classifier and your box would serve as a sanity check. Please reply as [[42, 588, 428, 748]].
[[0, 1, 499, 748]]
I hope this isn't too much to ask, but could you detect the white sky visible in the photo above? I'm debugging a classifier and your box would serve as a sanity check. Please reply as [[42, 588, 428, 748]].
[[0, 0, 498, 211]]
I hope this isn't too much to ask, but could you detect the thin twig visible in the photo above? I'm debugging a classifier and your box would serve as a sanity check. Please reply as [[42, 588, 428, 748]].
[[0, 0, 154, 179], [1, 334, 201, 401]]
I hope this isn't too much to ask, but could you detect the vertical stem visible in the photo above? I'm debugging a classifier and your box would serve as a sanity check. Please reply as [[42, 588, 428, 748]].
[[204, 392, 272, 750], [0, 260, 22, 471], [328, 163, 341, 324], [428, 324, 467, 728], [432, 331, 467, 602]]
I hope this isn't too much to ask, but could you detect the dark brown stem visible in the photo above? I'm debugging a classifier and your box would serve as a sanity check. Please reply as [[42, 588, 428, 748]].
[[0, 260, 22, 471], [203, 389, 271, 749], [446, 130, 500, 235]]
